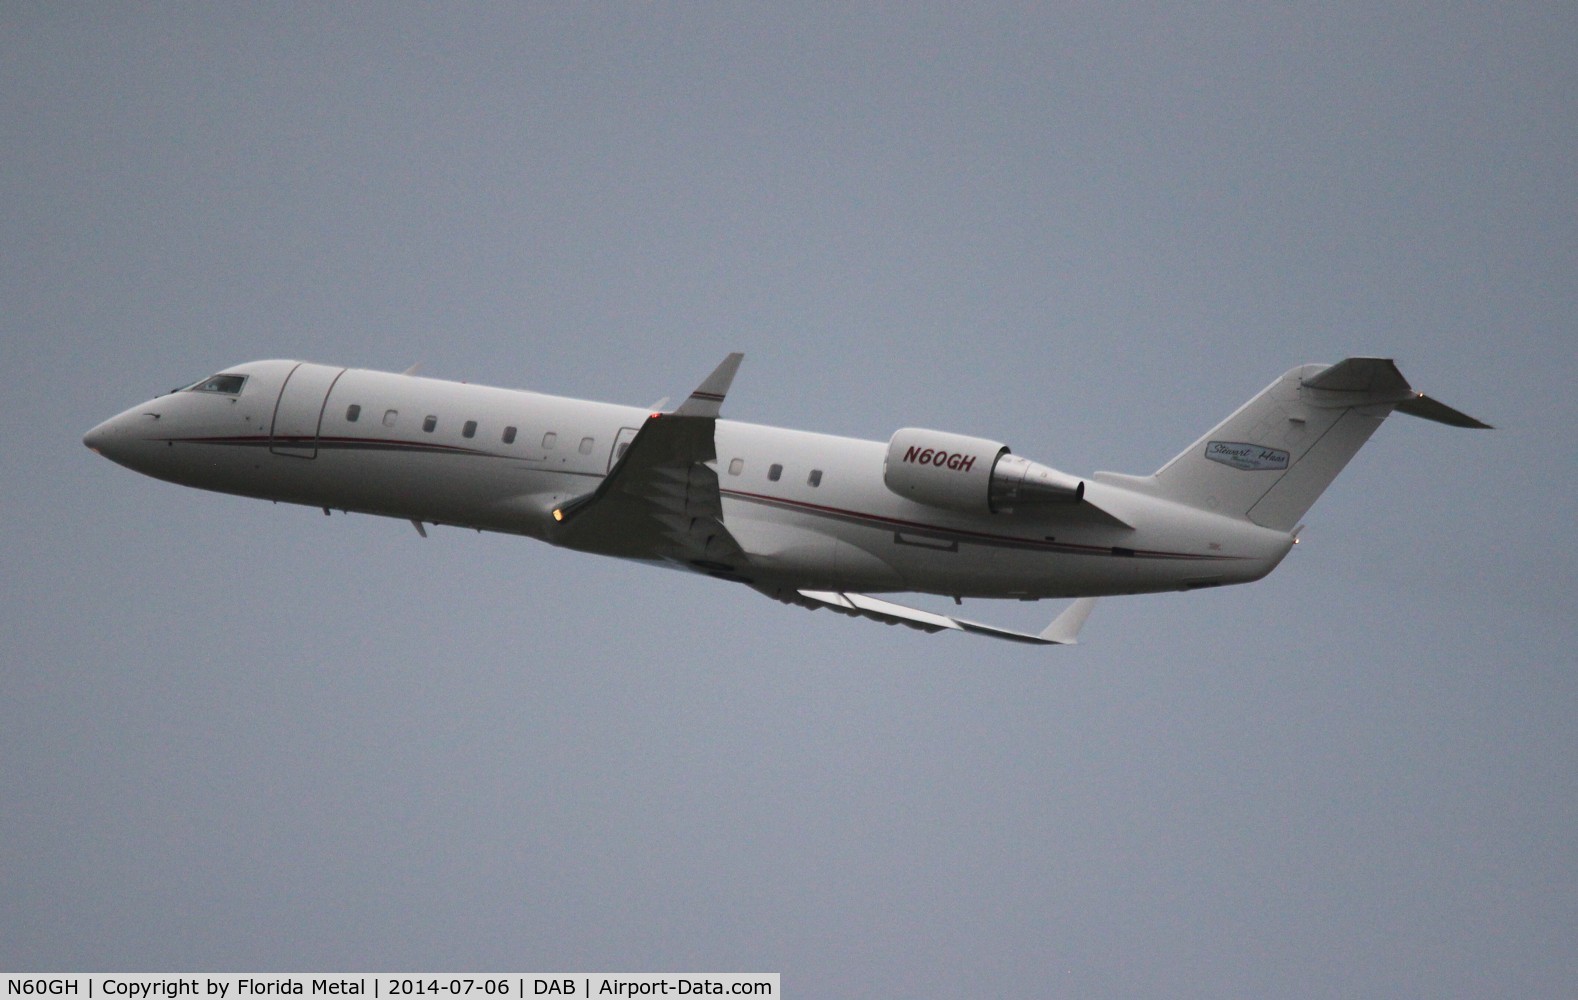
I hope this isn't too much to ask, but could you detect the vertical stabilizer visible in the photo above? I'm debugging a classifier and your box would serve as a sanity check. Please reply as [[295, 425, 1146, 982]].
[[1142, 359, 1426, 532]]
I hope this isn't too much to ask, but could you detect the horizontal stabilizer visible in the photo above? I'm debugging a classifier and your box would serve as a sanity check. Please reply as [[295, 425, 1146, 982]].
[[1396, 393, 1492, 429], [1301, 359, 1490, 426], [790, 590, 1096, 646], [1300, 356, 1413, 397]]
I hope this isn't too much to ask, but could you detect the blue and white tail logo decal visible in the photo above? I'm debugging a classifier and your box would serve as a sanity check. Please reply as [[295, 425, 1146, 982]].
[[1205, 441, 1290, 471]]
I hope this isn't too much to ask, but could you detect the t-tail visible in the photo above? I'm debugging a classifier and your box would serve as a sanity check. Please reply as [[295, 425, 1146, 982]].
[[1098, 358, 1490, 532]]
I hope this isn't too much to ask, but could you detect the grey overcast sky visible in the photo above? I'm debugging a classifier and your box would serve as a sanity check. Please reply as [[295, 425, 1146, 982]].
[[4, 4, 1575, 995]]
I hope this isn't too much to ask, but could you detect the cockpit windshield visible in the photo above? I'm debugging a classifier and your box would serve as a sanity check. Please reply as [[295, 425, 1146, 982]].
[[182, 373, 247, 395]]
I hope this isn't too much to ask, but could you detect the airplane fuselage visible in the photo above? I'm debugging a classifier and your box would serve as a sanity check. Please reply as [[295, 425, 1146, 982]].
[[84, 359, 1293, 603]]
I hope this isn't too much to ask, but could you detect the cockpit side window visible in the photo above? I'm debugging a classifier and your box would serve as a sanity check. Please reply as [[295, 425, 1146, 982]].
[[184, 374, 247, 395]]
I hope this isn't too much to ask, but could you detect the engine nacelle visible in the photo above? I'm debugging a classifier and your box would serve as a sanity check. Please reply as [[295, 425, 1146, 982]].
[[884, 428, 1005, 514], [883, 428, 1085, 515]]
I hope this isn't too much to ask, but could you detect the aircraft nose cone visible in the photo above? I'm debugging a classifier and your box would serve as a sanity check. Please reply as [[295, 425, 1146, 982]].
[[83, 418, 114, 454], [84, 410, 146, 465]]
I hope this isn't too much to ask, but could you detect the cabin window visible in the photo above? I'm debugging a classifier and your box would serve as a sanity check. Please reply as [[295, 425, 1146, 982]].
[[185, 374, 246, 395], [728, 458, 744, 476], [383, 409, 398, 427], [615, 442, 630, 461], [768, 463, 783, 482], [542, 432, 557, 449], [346, 404, 361, 422], [503, 426, 517, 444], [578, 436, 594, 455], [463, 420, 477, 439], [808, 469, 823, 487], [423, 415, 437, 433]]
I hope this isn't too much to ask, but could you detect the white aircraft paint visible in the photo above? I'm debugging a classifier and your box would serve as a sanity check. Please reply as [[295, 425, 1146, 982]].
[[84, 355, 1487, 644]]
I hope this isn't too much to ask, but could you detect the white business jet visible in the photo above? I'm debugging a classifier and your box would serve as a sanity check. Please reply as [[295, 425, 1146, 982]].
[[84, 355, 1487, 645]]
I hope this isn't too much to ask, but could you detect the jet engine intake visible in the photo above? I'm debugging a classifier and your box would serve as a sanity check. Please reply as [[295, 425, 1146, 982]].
[[883, 428, 1085, 514]]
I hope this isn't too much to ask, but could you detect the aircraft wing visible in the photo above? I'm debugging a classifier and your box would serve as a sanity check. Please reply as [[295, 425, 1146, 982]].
[[773, 589, 1098, 646], [548, 354, 752, 578]]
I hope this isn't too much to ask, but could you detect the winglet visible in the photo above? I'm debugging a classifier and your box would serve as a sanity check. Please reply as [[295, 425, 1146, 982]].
[[1038, 597, 1097, 645], [672, 352, 744, 418]]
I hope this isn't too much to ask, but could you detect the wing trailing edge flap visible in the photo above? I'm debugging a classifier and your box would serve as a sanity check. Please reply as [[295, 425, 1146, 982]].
[[548, 353, 752, 576], [787, 590, 1098, 646]]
